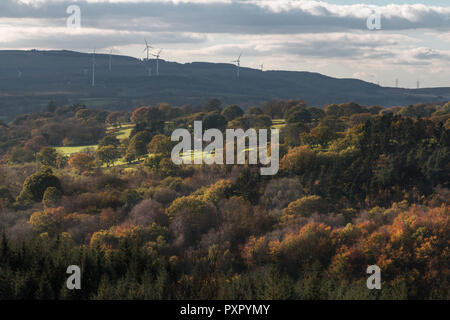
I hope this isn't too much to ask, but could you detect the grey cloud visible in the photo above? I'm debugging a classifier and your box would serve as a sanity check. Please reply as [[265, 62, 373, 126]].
[[1, 0, 449, 35], [412, 48, 448, 60], [0, 28, 206, 50]]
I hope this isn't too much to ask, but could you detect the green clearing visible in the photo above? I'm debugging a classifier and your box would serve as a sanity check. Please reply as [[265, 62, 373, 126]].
[[55, 120, 281, 168], [271, 118, 286, 130], [180, 150, 215, 163], [55, 145, 98, 156], [106, 123, 135, 141], [116, 127, 133, 140]]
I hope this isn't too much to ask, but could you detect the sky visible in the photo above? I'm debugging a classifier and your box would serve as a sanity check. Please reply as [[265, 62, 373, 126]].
[[0, 0, 449, 88]]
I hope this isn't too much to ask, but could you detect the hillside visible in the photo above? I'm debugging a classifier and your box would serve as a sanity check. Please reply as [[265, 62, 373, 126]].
[[1, 49, 449, 121]]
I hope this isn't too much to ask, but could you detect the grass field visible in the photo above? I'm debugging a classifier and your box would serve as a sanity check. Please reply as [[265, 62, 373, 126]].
[[116, 127, 133, 140], [55, 120, 282, 168], [180, 150, 215, 162], [55, 145, 98, 156], [271, 118, 286, 129], [107, 123, 135, 141]]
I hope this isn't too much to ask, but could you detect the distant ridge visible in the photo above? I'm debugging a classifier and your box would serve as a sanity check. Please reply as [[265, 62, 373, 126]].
[[0, 50, 449, 121]]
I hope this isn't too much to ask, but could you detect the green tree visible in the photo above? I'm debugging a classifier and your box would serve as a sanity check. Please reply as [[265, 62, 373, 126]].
[[147, 134, 173, 155], [203, 112, 227, 130], [282, 195, 327, 219], [45, 100, 56, 113], [203, 99, 222, 112], [10, 146, 34, 164], [37, 147, 58, 167], [42, 187, 62, 208], [17, 168, 62, 203], [301, 124, 340, 147], [126, 132, 149, 160], [98, 135, 120, 148], [307, 107, 325, 121], [131, 106, 163, 124], [120, 190, 143, 213], [221, 105, 244, 121], [246, 106, 263, 115], [0, 186, 14, 208], [287, 108, 311, 124], [96, 145, 120, 167]]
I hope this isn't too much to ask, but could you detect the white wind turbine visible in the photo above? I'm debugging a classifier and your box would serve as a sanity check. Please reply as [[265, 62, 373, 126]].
[[152, 49, 162, 77], [260, 63, 263, 72], [231, 52, 242, 79], [92, 49, 96, 87], [108, 48, 115, 72], [143, 39, 152, 61]]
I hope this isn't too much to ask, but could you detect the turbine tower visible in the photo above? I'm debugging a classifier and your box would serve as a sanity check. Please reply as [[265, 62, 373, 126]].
[[92, 49, 96, 87], [417, 80, 420, 89], [152, 49, 162, 77], [109, 48, 114, 72], [143, 39, 152, 61], [260, 63, 264, 72], [395, 78, 399, 88], [231, 52, 242, 79]]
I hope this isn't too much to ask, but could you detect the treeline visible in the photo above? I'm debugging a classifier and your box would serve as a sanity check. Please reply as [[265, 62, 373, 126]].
[[0, 98, 449, 299], [0, 203, 448, 299]]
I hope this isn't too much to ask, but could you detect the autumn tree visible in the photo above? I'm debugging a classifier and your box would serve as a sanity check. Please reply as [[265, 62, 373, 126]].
[[130, 106, 163, 124], [106, 111, 128, 127], [29, 206, 67, 235], [68, 152, 95, 173], [282, 195, 327, 220], [167, 195, 218, 246], [24, 136, 47, 154]]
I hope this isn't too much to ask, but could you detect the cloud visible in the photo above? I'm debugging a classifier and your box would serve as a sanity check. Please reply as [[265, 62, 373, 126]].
[[1, 0, 449, 34], [1, 1, 449, 87], [191, 32, 416, 61], [353, 71, 376, 80], [411, 47, 448, 60], [0, 18, 206, 50]]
